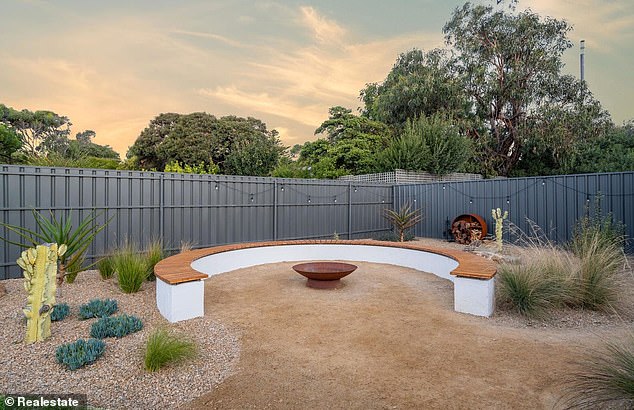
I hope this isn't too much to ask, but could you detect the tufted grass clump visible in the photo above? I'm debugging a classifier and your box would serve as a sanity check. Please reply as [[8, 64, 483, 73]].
[[97, 256, 116, 280], [144, 240, 164, 282], [561, 335, 634, 409], [112, 247, 149, 293], [79, 299, 118, 320], [56, 338, 106, 371], [144, 328, 197, 372], [50, 303, 71, 322], [90, 314, 143, 339]]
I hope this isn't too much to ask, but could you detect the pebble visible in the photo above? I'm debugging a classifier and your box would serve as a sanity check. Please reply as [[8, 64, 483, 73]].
[[0, 271, 241, 410]]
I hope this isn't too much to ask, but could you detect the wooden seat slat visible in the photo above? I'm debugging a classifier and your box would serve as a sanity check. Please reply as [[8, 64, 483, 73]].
[[154, 239, 497, 285]]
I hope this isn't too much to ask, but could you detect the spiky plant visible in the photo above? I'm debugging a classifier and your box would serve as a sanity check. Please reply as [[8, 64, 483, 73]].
[[383, 203, 423, 242], [144, 328, 197, 372], [561, 335, 634, 409], [145, 240, 164, 281], [0, 209, 111, 285]]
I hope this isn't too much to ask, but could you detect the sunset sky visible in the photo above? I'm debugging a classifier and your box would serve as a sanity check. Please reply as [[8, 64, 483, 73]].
[[1, 0, 633, 157]]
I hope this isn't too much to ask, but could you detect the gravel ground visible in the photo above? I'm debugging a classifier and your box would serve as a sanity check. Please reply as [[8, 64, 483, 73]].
[[0, 271, 240, 410]]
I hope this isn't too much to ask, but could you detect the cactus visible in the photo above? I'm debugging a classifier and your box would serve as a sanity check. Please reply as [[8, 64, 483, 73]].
[[18, 243, 66, 344], [491, 208, 509, 253]]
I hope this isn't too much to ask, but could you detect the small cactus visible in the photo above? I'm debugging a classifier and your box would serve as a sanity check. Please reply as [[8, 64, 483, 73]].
[[491, 208, 509, 253], [18, 243, 66, 343]]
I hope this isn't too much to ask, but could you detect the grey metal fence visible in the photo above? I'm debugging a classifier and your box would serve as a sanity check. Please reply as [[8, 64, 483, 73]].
[[0, 165, 393, 279], [394, 172, 634, 251]]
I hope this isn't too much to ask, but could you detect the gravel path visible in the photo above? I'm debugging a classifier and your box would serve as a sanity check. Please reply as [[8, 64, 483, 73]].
[[0, 271, 240, 410]]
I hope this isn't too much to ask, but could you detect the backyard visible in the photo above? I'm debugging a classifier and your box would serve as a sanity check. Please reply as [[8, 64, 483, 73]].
[[1, 236, 633, 409]]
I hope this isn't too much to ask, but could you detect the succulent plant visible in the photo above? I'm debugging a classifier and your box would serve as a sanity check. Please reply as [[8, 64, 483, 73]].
[[56, 338, 106, 370], [18, 243, 66, 343], [90, 314, 143, 339]]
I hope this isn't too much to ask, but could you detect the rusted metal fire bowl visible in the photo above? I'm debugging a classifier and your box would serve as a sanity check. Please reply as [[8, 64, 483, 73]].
[[292, 262, 358, 289]]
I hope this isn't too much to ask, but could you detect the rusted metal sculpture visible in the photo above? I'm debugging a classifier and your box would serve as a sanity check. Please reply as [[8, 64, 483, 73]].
[[451, 214, 487, 245]]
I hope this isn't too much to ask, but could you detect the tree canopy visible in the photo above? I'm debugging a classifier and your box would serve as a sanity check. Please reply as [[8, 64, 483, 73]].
[[127, 113, 285, 176]]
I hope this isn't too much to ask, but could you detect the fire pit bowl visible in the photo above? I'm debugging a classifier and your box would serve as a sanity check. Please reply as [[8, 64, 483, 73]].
[[292, 262, 358, 289]]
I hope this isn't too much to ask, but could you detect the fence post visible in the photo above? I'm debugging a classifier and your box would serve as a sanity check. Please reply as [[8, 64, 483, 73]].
[[273, 180, 278, 241], [159, 173, 164, 242], [348, 182, 353, 239]]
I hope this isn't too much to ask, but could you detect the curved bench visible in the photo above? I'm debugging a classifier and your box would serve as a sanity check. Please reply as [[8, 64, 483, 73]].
[[155, 240, 497, 322]]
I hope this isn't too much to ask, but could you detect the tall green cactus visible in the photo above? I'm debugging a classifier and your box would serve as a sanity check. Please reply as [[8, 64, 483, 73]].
[[491, 208, 508, 253], [17, 243, 66, 344]]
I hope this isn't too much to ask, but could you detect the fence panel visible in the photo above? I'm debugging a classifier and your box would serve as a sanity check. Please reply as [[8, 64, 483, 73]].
[[0, 165, 393, 279], [395, 172, 634, 251]]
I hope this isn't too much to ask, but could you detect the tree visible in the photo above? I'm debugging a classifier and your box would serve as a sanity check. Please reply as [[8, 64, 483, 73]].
[[360, 49, 469, 128], [443, 2, 574, 176], [127, 113, 285, 176], [377, 114, 472, 174], [315, 106, 391, 144], [0, 124, 22, 163], [0, 104, 71, 156]]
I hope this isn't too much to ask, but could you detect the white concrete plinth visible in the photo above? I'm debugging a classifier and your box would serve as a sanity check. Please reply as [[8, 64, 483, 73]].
[[453, 276, 495, 317], [156, 278, 204, 323]]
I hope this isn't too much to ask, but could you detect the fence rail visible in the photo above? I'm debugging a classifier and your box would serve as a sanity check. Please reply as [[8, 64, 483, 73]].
[[0, 165, 393, 279], [394, 171, 634, 252], [1, 166, 632, 279]]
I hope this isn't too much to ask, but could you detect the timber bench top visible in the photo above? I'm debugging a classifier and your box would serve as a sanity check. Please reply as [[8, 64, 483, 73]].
[[154, 239, 498, 285]]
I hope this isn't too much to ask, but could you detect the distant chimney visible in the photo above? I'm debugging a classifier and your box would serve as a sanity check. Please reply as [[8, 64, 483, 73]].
[[580, 40, 586, 81]]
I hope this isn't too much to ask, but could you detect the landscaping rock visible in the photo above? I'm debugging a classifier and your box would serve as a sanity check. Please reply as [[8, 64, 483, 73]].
[[0, 283, 6, 298]]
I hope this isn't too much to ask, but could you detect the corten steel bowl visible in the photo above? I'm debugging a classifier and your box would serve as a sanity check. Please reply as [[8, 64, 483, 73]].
[[292, 262, 357, 289]]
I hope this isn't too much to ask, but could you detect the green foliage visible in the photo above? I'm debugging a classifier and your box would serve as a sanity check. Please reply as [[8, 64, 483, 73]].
[[571, 199, 626, 258], [0, 123, 22, 163], [51, 303, 71, 322], [498, 218, 625, 317], [97, 256, 115, 280], [90, 314, 143, 339], [144, 240, 165, 281], [496, 261, 566, 318], [0, 103, 71, 157], [360, 49, 468, 128], [0, 209, 111, 285], [373, 230, 415, 242], [561, 335, 634, 409], [128, 113, 284, 176], [164, 160, 219, 174], [442, 3, 583, 176], [380, 114, 471, 174], [79, 299, 118, 320], [112, 248, 149, 293], [144, 328, 197, 372], [383, 203, 423, 242], [56, 338, 106, 370]]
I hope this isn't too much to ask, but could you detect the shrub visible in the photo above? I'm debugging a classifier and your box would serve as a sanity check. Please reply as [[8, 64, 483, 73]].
[[79, 299, 118, 320], [144, 328, 197, 372], [571, 202, 625, 258], [383, 203, 422, 242], [145, 240, 164, 281], [56, 338, 106, 370], [112, 248, 149, 293], [561, 335, 634, 409], [373, 230, 415, 242], [90, 314, 143, 339], [568, 232, 624, 310], [496, 261, 567, 317], [97, 256, 116, 280], [50, 303, 71, 322]]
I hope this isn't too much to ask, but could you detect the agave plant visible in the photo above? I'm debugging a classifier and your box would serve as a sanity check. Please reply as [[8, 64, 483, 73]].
[[383, 203, 423, 242], [0, 209, 111, 285]]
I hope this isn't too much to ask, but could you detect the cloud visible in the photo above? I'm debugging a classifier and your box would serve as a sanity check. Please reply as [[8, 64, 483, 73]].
[[299, 6, 347, 45], [522, 0, 634, 51], [170, 29, 251, 49]]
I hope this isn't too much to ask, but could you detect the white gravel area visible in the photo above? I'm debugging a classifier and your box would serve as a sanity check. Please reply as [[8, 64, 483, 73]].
[[0, 271, 241, 410]]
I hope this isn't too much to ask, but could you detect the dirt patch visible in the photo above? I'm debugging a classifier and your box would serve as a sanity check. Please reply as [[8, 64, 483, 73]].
[[185, 260, 632, 410]]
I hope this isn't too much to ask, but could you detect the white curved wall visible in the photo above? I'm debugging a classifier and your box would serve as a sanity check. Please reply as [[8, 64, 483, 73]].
[[191, 244, 460, 282], [157, 243, 494, 322]]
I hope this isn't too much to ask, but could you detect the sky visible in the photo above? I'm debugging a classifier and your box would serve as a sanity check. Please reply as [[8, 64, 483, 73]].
[[1, 0, 633, 157]]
